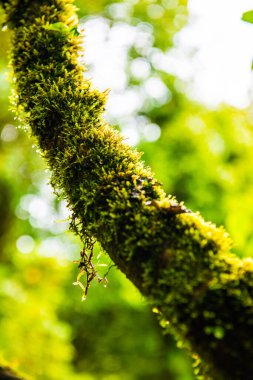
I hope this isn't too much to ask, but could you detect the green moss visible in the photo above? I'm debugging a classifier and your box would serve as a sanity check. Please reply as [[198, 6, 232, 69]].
[[1, 1, 253, 379]]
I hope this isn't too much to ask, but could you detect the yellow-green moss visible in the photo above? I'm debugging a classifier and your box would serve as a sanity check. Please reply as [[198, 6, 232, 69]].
[[1, 1, 253, 379]]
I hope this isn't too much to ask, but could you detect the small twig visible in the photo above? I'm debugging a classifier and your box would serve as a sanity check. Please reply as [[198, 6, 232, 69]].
[[73, 246, 114, 300]]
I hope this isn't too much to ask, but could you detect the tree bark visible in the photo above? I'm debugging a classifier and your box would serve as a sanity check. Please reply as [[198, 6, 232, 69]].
[[1, 1, 253, 379]]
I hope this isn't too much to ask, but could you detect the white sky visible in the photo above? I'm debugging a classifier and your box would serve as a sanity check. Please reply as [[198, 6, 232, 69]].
[[176, 0, 253, 108], [83, 0, 253, 115]]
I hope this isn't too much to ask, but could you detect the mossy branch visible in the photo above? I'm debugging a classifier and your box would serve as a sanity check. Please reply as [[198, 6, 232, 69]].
[[1, 1, 253, 379]]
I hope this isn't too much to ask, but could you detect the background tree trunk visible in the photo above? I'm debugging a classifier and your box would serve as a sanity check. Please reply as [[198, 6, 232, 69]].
[[0, 366, 24, 380]]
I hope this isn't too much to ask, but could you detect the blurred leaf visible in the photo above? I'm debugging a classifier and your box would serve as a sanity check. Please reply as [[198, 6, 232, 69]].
[[242, 10, 253, 24], [70, 27, 80, 36]]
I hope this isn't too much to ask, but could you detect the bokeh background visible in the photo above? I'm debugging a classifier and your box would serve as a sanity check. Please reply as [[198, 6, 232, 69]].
[[0, 0, 253, 379]]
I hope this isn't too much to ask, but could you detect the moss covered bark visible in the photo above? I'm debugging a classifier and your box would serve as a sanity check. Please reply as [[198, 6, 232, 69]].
[[1, 1, 253, 379]]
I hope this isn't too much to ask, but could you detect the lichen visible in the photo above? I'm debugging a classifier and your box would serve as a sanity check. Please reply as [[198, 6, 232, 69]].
[[1, 1, 253, 379]]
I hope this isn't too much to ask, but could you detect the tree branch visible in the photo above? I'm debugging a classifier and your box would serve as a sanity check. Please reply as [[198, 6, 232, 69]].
[[1, 1, 253, 379]]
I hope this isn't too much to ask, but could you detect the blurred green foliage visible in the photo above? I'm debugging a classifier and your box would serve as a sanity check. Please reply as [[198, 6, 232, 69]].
[[0, 0, 252, 379], [242, 10, 253, 25]]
